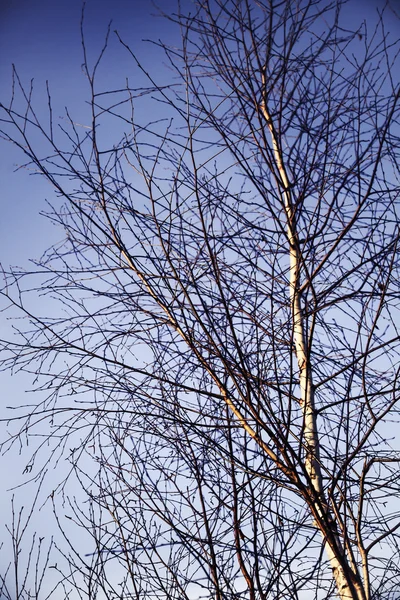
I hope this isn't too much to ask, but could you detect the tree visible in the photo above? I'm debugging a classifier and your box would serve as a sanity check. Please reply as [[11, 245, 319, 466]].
[[1, 0, 400, 598]]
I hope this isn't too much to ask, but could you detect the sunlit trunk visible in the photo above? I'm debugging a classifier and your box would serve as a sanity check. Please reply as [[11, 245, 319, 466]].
[[260, 96, 366, 600]]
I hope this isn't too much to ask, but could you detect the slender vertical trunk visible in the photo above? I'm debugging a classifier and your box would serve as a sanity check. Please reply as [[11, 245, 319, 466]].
[[260, 92, 366, 600]]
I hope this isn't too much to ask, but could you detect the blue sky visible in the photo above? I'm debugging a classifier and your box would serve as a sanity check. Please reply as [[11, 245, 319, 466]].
[[0, 0, 178, 586], [0, 0, 178, 264], [0, 0, 399, 595], [1, 0, 396, 270], [0, 0, 395, 267]]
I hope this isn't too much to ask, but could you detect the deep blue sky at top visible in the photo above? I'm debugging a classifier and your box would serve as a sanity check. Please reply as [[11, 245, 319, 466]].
[[0, 0, 395, 266], [0, 0, 397, 427], [0, 0, 178, 266]]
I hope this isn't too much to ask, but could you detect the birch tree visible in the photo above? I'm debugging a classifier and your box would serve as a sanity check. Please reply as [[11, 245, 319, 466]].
[[1, 1, 400, 599]]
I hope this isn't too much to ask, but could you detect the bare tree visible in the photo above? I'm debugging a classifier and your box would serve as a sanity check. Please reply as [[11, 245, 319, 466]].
[[1, 0, 400, 599]]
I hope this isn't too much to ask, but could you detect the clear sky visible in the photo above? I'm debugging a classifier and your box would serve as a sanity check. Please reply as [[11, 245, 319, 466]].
[[0, 0, 178, 264], [0, 0, 178, 589], [0, 0, 394, 265], [0, 0, 398, 596]]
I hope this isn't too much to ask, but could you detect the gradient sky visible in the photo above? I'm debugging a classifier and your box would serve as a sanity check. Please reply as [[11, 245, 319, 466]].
[[0, 0, 178, 588], [0, 0, 398, 595]]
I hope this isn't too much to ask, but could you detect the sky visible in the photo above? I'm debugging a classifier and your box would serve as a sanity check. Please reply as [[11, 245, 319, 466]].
[[0, 0, 178, 592], [0, 0, 399, 596], [0, 0, 178, 263], [0, 0, 175, 405], [0, 0, 394, 264]]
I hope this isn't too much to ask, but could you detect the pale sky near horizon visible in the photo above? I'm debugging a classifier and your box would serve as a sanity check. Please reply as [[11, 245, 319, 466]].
[[0, 0, 399, 596]]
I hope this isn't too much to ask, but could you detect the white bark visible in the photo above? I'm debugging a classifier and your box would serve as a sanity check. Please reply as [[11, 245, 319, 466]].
[[260, 91, 366, 600]]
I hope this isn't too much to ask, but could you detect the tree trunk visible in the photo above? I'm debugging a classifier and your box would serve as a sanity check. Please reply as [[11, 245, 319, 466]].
[[260, 94, 367, 600]]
